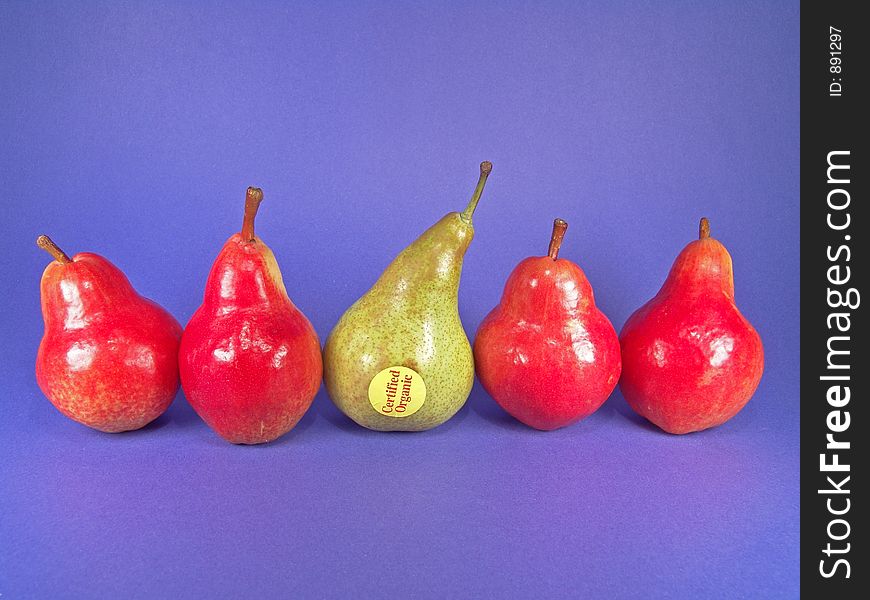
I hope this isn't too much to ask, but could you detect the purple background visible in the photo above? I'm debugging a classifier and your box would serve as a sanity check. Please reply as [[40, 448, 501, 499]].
[[1, 2, 799, 598]]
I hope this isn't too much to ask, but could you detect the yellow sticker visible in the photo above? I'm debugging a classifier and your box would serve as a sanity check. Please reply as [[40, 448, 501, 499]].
[[368, 366, 426, 417]]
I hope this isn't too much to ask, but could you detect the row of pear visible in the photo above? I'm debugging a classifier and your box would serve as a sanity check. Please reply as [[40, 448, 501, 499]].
[[36, 162, 763, 442]]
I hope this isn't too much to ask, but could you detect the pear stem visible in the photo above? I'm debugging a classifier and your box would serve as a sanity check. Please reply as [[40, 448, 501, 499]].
[[548, 218, 568, 260], [241, 187, 264, 242], [460, 161, 493, 223], [699, 217, 710, 239], [36, 235, 72, 264]]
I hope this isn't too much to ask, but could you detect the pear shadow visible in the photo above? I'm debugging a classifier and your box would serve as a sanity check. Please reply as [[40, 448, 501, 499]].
[[131, 414, 171, 434], [467, 382, 538, 433], [313, 387, 378, 436], [569, 397, 622, 433], [163, 390, 202, 428], [423, 396, 472, 435], [609, 389, 672, 435], [256, 397, 320, 447], [64, 420, 166, 440]]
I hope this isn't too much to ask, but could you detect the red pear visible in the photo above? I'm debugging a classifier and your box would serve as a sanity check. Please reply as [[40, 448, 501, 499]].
[[619, 218, 764, 434], [179, 187, 322, 444], [35, 235, 182, 432], [474, 219, 622, 430]]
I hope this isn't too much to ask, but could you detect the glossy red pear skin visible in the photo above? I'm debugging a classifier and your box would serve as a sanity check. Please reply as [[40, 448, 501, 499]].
[[475, 257, 622, 430], [179, 234, 322, 444], [619, 236, 764, 434], [36, 253, 182, 432]]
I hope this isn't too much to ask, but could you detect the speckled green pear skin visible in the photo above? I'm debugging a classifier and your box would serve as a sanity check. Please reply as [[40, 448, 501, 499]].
[[324, 162, 491, 432]]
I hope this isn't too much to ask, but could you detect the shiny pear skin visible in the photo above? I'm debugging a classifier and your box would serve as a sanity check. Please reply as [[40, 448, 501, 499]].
[[324, 163, 492, 431]]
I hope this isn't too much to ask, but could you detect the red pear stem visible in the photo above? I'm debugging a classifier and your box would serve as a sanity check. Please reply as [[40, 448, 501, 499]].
[[699, 217, 710, 239], [241, 187, 264, 242], [460, 161, 493, 223], [36, 235, 72, 263], [548, 218, 568, 260]]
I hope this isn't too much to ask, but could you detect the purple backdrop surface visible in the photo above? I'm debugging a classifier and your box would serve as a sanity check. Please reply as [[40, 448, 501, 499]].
[[0, 2, 799, 598]]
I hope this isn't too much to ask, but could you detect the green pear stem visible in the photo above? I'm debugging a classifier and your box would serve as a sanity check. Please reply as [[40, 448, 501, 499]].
[[548, 218, 568, 260], [699, 217, 710, 239], [37, 235, 72, 264], [241, 187, 264, 242], [460, 161, 493, 223]]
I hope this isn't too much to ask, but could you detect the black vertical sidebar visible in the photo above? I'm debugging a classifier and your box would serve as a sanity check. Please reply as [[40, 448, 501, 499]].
[[801, 2, 866, 596]]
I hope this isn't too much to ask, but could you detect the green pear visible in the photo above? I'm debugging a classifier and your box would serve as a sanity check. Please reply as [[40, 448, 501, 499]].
[[324, 161, 493, 431]]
